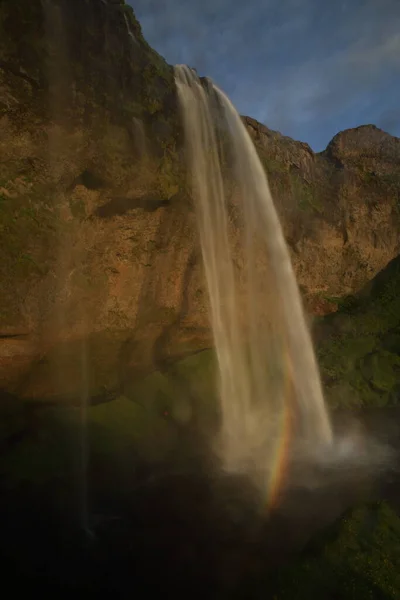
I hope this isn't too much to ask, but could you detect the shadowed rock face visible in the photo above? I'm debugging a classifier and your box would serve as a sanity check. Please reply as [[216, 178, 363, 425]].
[[1, 387, 399, 597], [1, 0, 400, 400]]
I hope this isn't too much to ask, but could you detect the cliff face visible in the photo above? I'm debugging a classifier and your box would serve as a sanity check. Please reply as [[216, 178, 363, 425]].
[[315, 253, 400, 408], [0, 0, 203, 399], [245, 118, 400, 314], [1, 0, 400, 401]]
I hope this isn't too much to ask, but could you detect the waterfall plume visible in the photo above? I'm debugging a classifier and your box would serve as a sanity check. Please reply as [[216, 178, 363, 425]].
[[175, 65, 333, 501]]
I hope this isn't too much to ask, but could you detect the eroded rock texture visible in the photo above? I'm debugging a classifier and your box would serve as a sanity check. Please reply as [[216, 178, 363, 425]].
[[1, 0, 400, 400]]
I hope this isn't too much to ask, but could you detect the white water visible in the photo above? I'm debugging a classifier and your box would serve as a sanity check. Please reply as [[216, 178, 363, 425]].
[[175, 66, 333, 480], [123, 13, 138, 46]]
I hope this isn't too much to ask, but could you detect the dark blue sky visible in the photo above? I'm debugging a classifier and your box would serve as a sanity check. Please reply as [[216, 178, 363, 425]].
[[130, 0, 400, 151]]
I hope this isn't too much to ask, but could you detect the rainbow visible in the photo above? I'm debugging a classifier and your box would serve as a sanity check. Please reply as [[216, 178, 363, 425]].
[[265, 349, 295, 512]]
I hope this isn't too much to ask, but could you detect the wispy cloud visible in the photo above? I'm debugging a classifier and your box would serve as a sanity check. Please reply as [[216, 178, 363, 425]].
[[262, 25, 400, 142], [130, 0, 400, 150]]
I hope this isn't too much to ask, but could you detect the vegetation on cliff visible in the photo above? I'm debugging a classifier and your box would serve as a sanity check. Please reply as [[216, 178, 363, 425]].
[[1, 3, 400, 598], [269, 502, 400, 600], [1, 0, 400, 400], [245, 117, 400, 314], [0, 0, 190, 399], [316, 254, 400, 408]]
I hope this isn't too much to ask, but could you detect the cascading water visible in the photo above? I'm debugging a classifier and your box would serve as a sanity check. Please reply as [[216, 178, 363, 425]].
[[175, 65, 333, 499], [42, 0, 91, 535]]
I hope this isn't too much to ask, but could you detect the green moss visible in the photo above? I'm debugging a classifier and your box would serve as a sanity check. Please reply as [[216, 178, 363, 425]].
[[124, 349, 218, 430], [118, 1, 163, 56], [122, 99, 145, 119], [290, 172, 323, 214], [138, 57, 173, 118], [155, 159, 179, 199], [0, 186, 58, 290], [0, 392, 176, 490], [170, 350, 217, 398], [317, 255, 400, 408], [260, 154, 288, 176], [270, 502, 400, 599], [0, 347, 218, 489], [89, 395, 176, 465], [361, 351, 400, 393], [154, 145, 185, 200]]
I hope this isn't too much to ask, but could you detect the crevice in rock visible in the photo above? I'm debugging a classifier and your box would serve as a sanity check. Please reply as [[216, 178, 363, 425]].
[[341, 221, 349, 245], [93, 194, 170, 218], [71, 170, 107, 191], [0, 333, 30, 340]]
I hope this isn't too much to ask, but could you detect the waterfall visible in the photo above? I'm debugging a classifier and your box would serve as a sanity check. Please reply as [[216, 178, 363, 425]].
[[42, 0, 91, 535], [175, 65, 332, 497]]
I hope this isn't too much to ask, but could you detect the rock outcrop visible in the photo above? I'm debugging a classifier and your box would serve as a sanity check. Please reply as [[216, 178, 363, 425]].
[[315, 253, 400, 408], [270, 501, 400, 599], [1, 0, 400, 401], [0, 0, 200, 399], [244, 118, 400, 314]]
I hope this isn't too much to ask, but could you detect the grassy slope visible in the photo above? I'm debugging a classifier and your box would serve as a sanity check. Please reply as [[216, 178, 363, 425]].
[[268, 502, 400, 600], [316, 254, 400, 408]]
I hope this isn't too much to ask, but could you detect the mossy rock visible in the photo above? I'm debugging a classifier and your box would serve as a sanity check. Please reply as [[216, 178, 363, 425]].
[[269, 502, 400, 599], [0, 185, 57, 279], [0, 349, 218, 491], [0, 396, 176, 491], [360, 351, 400, 394], [124, 349, 218, 430], [317, 255, 400, 408], [89, 395, 177, 466]]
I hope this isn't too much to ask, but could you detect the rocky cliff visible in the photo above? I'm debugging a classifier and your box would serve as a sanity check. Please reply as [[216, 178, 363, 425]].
[[316, 253, 400, 408], [1, 0, 400, 401], [245, 117, 400, 314], [0, 0, 196, 400]]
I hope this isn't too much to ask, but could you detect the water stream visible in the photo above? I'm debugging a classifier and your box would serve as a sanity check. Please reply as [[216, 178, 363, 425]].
[[175, 65, 334, 498]]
